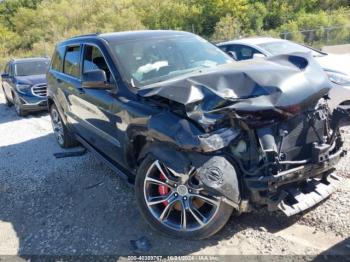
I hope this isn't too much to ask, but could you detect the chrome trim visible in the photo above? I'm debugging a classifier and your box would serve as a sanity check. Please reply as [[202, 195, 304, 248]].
[[22, 100, 47, 106], [20, 96, 47, 106], [31, 83, 47, 97]]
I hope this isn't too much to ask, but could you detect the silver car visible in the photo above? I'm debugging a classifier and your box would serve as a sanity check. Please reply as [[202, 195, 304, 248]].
[[217, 37, 350, 111]]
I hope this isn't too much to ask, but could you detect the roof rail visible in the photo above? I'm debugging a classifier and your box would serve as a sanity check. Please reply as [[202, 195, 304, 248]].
[[68, 33, 100, 40], [10, 57, 50, 62]]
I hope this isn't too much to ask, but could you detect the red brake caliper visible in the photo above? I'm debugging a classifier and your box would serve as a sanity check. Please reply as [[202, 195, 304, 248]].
[[158, 172, 169, 206]]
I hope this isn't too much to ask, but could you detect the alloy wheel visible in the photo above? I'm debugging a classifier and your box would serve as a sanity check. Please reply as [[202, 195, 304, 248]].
[[143, 160, 220, 232], [14, 95, 21, 115], [51, 108, 64, 146]]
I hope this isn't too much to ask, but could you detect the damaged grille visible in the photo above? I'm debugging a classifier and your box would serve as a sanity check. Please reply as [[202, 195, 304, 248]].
[[31, 84, 47, 97]]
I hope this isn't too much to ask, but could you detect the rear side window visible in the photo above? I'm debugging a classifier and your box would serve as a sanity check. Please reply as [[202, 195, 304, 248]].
[[63, 46, 81, 78], [51, 46, 65, 72]]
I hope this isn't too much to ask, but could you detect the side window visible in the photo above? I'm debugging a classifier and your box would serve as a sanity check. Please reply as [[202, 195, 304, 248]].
[[82, 45, 112, 82], [9, 64, 14, 77], [218, 45, 227, 52], [226, 45, 240, 60], [51, 46, 65, 72], [63, 45, 81, 78], [229, 45, 262, 61]]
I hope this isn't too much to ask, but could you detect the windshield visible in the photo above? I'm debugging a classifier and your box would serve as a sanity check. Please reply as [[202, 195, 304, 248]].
[[258, 41, 325, 57], [15, 60, 50, 76], [109, 35, 232, 87]]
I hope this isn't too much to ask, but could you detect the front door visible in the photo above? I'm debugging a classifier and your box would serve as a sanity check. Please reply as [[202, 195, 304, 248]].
[[72, 44, 126, 166]]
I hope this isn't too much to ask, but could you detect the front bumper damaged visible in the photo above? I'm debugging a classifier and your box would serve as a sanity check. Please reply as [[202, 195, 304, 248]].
[[245, 144, 345, 215], [245, 146, 345, 190], [277, 173, 341, 216]]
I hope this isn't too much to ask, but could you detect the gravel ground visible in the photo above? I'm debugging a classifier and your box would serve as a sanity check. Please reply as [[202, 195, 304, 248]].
[[0, 91, 349, 258]]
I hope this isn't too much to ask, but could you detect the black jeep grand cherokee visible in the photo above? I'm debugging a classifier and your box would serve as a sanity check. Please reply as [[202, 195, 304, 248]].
[[47, 30, 346, 239]]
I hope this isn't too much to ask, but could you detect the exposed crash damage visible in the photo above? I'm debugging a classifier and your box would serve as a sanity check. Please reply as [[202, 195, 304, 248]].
[[48, 31, 348, 239], [138, 53, 347, 217]]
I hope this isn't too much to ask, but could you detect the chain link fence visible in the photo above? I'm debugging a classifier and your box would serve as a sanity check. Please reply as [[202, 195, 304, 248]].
[[280, 25, 350, 48], [209, 24, 350, 52]]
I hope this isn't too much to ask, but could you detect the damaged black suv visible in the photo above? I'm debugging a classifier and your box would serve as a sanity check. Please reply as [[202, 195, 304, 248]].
[[47, 30, 347, 239]]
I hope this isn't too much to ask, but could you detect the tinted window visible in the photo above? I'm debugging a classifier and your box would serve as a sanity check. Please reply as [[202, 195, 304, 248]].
[[51, 46, 65, 72], [9, 64, 14, 76], [83, 45, 112, 81], [14, 60, 50, 76], [218, 45, 228, 52], [227, 45, 262, 61], [64, 46, 81, 78]]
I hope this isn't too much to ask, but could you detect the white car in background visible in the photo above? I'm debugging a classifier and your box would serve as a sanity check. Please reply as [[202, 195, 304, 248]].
[[217, 37, 350, 111]]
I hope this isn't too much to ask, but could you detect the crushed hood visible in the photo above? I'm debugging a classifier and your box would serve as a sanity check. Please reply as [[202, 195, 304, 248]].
[[138, 53, 332, 127]]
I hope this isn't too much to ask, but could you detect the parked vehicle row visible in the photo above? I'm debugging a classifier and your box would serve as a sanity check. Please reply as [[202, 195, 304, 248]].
[[1, 31, 349, 239]]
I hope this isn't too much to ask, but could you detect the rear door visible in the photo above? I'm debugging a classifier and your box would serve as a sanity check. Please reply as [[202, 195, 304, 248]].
[[51, 45, 85, 134]]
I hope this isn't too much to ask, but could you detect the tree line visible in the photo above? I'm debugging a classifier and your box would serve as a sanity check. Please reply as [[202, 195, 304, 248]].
[[0, 0, 349, 67]]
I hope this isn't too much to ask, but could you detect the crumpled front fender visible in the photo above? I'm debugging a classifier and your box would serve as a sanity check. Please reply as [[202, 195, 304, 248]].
[[139, 144, 241, 206], [147, 111, 240, 152], [194, 155, 241, 206]]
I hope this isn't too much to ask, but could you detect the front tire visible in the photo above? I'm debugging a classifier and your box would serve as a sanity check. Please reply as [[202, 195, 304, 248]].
[[49, 104, 78, 148], [135, 154, 233, 239], [13, 93, 27, 116]]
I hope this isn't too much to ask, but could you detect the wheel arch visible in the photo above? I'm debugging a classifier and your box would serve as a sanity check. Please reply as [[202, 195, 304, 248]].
[[47, 97, 54, 108], [47, 96, 69, 125], [136, 142, 241, 207]]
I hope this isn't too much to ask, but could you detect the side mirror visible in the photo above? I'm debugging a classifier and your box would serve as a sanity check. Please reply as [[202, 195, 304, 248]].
[[227, 51, 238, 61], [1, 73, 9, 79], [253, 53, 266, 59], [82, 69, 111, 89]]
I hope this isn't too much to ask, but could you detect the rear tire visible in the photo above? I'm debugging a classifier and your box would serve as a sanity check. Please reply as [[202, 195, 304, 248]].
[[135, 153, 233, 239], [49, 103, 78, 148]]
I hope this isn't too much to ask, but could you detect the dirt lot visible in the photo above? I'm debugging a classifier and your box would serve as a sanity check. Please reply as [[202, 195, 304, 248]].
[[0, 91, 349, 259]]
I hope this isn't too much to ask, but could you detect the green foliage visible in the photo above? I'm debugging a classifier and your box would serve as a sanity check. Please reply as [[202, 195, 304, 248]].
[[211, 14, 242, 41], [133, 0, 200, 31], [0, 0, 42, 29], [0, 0, 349, 68], [187, 0, 248, 36], [244, 2, 268, 34]]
